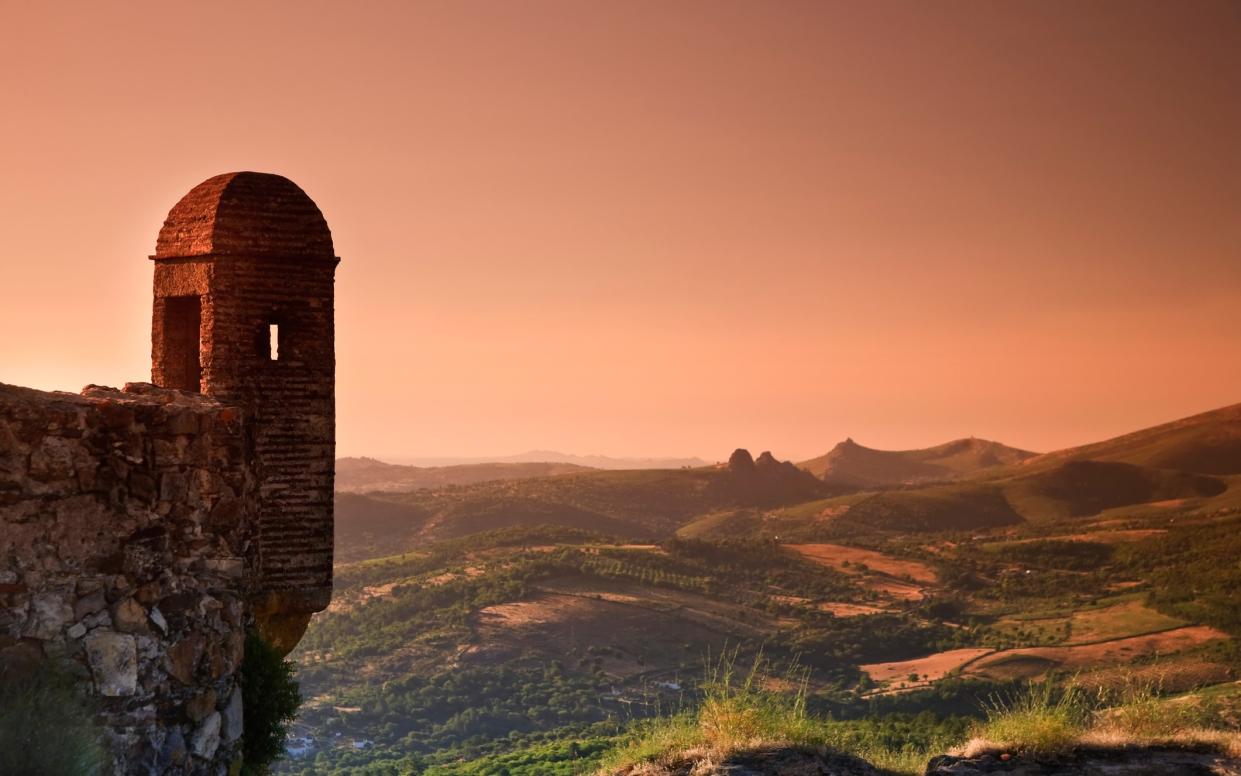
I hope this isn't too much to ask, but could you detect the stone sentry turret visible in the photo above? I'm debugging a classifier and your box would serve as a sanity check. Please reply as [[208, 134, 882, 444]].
[[151, 172, 338, 652]]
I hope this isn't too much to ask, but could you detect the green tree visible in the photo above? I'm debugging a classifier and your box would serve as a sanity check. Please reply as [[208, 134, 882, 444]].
[[242, 633, 302, 774]]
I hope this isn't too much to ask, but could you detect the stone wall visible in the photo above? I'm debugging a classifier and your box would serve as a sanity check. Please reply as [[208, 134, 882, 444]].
[[0, 382, 257, 775]]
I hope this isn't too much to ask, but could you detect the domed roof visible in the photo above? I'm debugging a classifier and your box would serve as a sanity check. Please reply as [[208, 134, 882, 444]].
[[154, 172, 335, 259]]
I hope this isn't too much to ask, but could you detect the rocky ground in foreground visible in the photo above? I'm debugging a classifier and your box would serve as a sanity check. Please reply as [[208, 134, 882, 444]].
[[925, 746, 1241, 775], [608, 745, 1241, 776], [610, 746, 879, 775]]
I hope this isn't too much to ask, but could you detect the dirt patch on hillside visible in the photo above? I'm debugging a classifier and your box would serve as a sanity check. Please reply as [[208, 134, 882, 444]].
[[469, 582, 784, 680], [476, 594, 600, 629], [425, 566, 485, 586], [867, 578, 927, 601], [788, 543, 938, 584], [862, 647, 995, 690], [818, 601, 890, 617]]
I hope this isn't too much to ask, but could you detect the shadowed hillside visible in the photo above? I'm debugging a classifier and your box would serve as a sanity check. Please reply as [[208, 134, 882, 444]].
[[1016, 402, 1241, 476], [1003, 459, 1228, 520], [799, 437, 1036, 488], [777, 460, 1227, 536]]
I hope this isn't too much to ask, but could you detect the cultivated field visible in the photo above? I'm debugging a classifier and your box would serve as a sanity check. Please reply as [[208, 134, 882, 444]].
[[861, 647, 996, 692], [788, 543, 936, 583], [967, 625, 1229, 680]]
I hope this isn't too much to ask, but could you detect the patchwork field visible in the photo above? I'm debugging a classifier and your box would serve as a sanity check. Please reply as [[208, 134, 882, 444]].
[[967, 625, 1230, 680]]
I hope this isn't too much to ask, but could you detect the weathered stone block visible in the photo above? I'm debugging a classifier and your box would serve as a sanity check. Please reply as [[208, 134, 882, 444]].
[[23, 592, 73, 639], [159, 471, 189, 502], [221, 687, 243, 744], [167, 633, 205, 685], [190, 711, 221, 761], [158, 726, 186, 769], [28, 436, 78, 480], [74, 589, 107, 619], [186, 687, 218, 722], [85, 631, 137, 696], [129, 471, 157, 502], [113, 597, 150, 634]]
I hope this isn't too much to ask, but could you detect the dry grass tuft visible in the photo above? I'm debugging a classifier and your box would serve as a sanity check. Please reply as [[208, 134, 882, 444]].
[[966, 672, 1241, 760], [975, 680, 1087, 754]]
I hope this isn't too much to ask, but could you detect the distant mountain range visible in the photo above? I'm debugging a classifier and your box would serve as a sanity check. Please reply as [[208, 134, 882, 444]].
[[774, 402, 1241, 535], [366, 451, 711, 470], [336, 402, 1241, 555], [336, 457, 595, 493]]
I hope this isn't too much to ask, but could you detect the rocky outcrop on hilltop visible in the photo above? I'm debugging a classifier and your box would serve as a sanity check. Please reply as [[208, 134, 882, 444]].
[[728, 448, 757, 471], [719, 448, 828, 504], [924, 747, 1241, 775]]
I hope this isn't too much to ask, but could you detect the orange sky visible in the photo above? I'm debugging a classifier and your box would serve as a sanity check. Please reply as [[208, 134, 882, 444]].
[[2, 1, 1239, 462]]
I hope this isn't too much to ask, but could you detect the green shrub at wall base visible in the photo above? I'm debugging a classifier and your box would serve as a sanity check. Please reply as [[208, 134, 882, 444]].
[[241, 632, 302, 774], [0, 660, 107, 775]]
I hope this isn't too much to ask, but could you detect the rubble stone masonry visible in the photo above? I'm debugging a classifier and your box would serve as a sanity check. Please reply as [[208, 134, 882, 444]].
[[0, 382, 255, 773]]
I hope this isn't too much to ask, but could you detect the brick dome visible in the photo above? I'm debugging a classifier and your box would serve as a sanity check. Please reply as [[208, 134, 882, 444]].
[[154, 172, 335, 259]]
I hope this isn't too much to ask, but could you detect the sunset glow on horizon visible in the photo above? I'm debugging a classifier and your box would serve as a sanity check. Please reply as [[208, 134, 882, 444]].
[[2, 1, 1239, 462]]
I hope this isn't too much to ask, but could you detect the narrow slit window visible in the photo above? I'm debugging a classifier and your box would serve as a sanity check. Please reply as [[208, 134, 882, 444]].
[[269, 324, 280, 361]]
